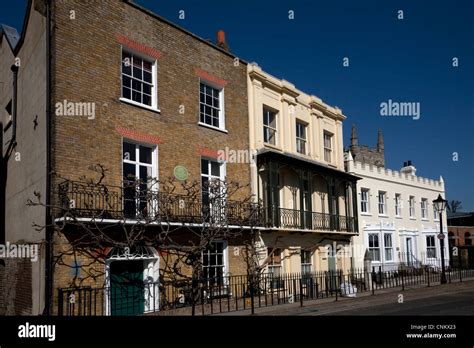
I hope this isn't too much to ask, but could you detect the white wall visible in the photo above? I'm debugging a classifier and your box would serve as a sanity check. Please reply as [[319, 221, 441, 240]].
[[347, 157, 447, 270]]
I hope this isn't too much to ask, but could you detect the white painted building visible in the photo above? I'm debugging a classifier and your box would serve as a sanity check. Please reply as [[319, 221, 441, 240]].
[[345, 152, 448, 270]]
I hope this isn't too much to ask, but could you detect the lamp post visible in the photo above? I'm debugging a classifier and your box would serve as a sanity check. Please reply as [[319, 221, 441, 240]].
[[433, 194, 447, 284]]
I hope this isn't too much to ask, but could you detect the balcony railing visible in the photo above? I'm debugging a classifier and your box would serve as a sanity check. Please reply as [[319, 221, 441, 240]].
[[264, 206, 356, 233], [54, 182, 356, 233], [55, 180, 262, 226]]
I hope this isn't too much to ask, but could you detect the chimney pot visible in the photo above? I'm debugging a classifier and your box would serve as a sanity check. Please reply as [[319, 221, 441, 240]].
[[216, 30, 229, 51]]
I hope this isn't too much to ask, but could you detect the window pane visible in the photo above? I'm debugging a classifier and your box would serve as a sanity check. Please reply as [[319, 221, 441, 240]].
[[139, 165, 149, 182], [139, 146, 152, 164], [132, 79, 141, 92], [132, 90, 141, 103], [122, 87, 131, 100], [133, 67, 142, 80], [123, 162, 136, 181], [143, 60, 152, 72], [123, 142, 136, 161], [201, 159, 209, 175], [143, 84, 151, 95], [122, 76, 131, 88], [142, 94, 151, 106], [122, 52, 132, 75], [269, 113, 276, 128], [211, 161, 220, 176]]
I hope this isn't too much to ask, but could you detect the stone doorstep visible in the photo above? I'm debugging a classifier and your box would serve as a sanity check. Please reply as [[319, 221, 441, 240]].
[[214, 278, 474, 316]]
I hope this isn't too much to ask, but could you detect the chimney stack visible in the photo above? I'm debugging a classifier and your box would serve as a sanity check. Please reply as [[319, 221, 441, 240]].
[[401, 160, 416, 176], [216, 30, 229, 51]]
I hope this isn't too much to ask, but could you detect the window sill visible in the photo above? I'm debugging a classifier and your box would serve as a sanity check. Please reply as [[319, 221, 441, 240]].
[[263, 143, 282, 152], [409, 217, 417, 220], [119, 98, 161, 114], [361, 213, 372, 216], [197, 122, 228, 134], [378, 214, 389, 218], [395, 216, 403, 219], [421, 218, 429, 222]]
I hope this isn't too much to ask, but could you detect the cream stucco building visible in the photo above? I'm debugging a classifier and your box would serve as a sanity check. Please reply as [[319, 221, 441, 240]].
[[247, 63, 359, 275]]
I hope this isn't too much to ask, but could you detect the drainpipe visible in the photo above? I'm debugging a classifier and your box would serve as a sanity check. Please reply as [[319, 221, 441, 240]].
[[10, 65, 18, 141], [44, 0, 53, 316]]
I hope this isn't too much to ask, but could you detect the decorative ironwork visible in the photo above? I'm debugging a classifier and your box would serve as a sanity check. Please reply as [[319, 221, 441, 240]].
[[265, 206, 356, 233], [54, 180, 262, 226]]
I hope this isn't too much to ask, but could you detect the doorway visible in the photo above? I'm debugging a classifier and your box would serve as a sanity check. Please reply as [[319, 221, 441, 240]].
[[406, 238, 413, 265], [110, 260, 145, 315]]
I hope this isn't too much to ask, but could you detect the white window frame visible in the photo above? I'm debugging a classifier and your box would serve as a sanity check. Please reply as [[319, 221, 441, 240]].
[[120, 48, 158, 111], [395, 193, 401, 217], [296, 120, 307, 155], [409, 196, 415, 218], [323, 131, 332, 163], [202, 240, 228, 286], [300, 249, 312, 275], [426, 235, 437, 259], [368, 233, 381, 262], [378, 191, 386, 215], [263, 107, 277, 146], [198, 79, 226, 131], [122, 139, 158, 217], [384, 233, 394, 262], [360, 188, 370, 214], [201, 158, 226, 221], [421, 198, 428, 219], [433, 206, 439, 221]]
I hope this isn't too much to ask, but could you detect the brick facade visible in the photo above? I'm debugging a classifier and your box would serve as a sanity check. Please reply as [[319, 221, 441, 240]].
[[50, 0, 251, 291]]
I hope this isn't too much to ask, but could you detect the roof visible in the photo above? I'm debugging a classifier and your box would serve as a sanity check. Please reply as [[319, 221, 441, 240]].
[[257, 148, 362, 182], [0, 24, 20, 51], [447, 212, 474, 219]]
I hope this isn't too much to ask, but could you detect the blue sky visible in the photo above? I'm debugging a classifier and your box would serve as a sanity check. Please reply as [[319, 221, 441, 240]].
[[2, 0, 473, 210]]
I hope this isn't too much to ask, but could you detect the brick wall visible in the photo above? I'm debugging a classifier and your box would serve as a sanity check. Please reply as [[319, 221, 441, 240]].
[[51, 0, 250, 199], [1, 258, 33, 315], [50, 0, 252, 292]]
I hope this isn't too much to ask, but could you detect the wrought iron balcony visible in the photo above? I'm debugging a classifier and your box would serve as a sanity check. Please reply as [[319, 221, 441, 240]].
[[263, 206, 357, 233], [54, 180, 262, 226]]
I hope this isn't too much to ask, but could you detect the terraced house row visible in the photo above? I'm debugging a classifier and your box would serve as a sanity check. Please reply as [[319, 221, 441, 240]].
[[0, 0, 447, 315]]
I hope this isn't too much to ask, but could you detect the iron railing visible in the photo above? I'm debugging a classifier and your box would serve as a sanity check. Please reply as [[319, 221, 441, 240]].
[[265, 206, 356, 233], [55, 180, 262, 226], [55, 181, 356, 232], [57, 265, 474, 316]]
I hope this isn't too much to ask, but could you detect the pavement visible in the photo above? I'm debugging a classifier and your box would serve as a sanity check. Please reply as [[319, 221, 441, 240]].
[[216, 279, 474, 316]]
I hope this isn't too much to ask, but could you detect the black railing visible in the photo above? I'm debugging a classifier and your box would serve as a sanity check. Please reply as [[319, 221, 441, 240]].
[[55, 180, 262, 226], [57, 265, 474, 316], [265, 206, 356, 233], [55, 181, 356, 232]]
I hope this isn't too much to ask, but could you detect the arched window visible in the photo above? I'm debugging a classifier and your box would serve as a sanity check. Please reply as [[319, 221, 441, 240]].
[[465, 232, 472, 246], [448, 232, 455, 247]]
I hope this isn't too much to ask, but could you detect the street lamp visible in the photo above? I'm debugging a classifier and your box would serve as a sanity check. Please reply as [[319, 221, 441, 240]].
[[433, 194, 447, 284]]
